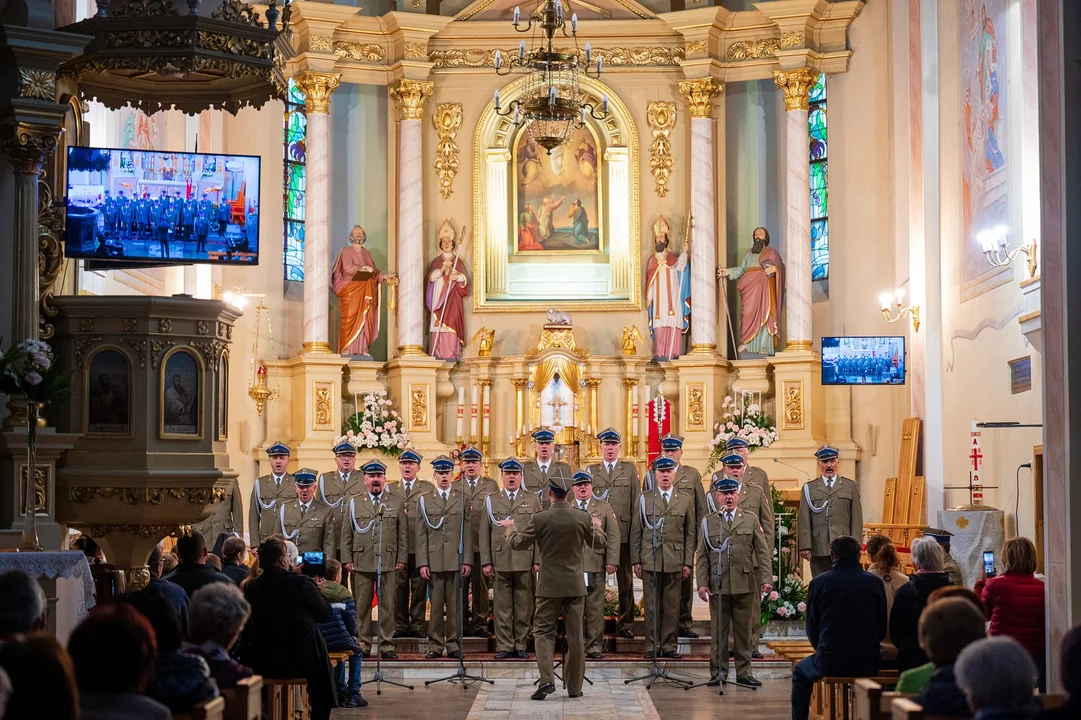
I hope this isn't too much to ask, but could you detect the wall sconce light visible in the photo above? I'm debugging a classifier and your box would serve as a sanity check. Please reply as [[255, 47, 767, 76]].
[[978, 225, 1038, 278], [879, 288, 920, 333]]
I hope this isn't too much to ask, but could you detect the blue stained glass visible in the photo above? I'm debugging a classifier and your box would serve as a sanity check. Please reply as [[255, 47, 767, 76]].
[[808, 73, 829, 280], [810, 162, 828, 219], [283, 78, 307, 281], [808, 73, 826, 104], [808, 106, 827, 162], [811, 219, 829, 280]]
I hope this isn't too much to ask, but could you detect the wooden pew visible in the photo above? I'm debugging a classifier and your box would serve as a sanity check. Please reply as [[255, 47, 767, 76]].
[[175, 696, 226, 720], [811, 672, 899, 720], [854, 679, 910, 720], [264, 677, 308, 720], [889, 694, 1065, 720], [765, 639, 815, 669], [223, 675, 262, 720]]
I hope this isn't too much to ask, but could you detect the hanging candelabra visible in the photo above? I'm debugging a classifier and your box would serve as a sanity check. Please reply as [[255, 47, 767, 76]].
[[232, 292, 280, 416]]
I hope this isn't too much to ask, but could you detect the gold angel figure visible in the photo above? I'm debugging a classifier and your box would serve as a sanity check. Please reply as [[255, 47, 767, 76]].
[[621, 325, 644, 355], [470, 327, 495, 357]]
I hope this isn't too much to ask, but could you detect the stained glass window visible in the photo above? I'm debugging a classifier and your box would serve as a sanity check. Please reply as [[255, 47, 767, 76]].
[[808, 73, 829, 280], [283, 79, 307, 281]]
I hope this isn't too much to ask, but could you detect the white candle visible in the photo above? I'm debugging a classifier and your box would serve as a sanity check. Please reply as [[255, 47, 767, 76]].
[[482, 384, 491, 438], [494, 50, 502, 70], [632, 385, 639, 436], [639, 388, 648, 441], [471, 384, 479, 438]]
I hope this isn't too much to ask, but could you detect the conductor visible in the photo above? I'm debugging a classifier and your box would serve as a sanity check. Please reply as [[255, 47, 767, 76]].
[[501, 469, 607, 701]]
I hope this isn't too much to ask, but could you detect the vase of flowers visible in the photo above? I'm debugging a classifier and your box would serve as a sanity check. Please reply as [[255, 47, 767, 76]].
[[706, 392, 779, 471], [341, 389, 412, 458], [760, 483, 806, 626]]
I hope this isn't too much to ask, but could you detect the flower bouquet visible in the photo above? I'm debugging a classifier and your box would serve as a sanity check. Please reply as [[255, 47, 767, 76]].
[[340, 389, 411, 458], [706, 392, 778, 471], [761, 483, 806, 624]]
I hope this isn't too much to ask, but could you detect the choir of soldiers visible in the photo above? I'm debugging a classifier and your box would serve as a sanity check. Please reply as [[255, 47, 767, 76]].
[[93, 187, 229, 252]]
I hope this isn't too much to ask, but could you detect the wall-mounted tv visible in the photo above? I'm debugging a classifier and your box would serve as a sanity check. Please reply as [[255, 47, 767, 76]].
[[64, 147, 260, 266], [822, 336, 906, 386]]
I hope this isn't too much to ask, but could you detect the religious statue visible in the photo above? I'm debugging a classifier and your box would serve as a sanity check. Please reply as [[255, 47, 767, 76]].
[[546, 308, 572, 326], [470, 327, 495, 357], [718, 226, 786, 356], [644, 215, 690, 361], [332, 225, 397, 358], [621, 325, 644, 355], [426, 219, 469, 360]]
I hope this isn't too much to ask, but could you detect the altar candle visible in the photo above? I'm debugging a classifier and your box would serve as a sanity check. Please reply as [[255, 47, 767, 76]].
[[471, 384, 479, 438], [632, 385, 639, 436], [639, 388, 648, 440], [456, 386, 465, 439], [482, 384, 491, 438]]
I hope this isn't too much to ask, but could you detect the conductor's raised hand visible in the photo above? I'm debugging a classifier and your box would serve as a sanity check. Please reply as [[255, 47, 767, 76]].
[[497, 518, 516, 528], [633, 563, 642, 579]]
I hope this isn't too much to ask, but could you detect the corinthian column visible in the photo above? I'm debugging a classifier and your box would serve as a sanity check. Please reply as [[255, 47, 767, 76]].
[[389, 78, 433, 357], [677, 77, 722, 354], [294, 71, 340, 354], [773, 68, 818, 350]]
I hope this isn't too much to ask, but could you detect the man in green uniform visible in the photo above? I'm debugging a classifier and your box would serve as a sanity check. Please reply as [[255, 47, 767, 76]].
[[481, 457, 542, 659], [697, 475, 772, 688], [317, 441, 359, 559], [390, 449, 433, 639], [656, 434, 706, 639], [522, 428, 573, 509], [278, 468, 335, 557], [341, 459, 407, 658], [502, 469, 606, 700], [416, 455, 472, 659], [459, 446, 499, 637], [249, 442, 296, 546], [585, 427, 640, 639], [726, 437, 772, 494], [632, 455, 696, 659], [571, 470, 620, 658], [798, 445, 863, 577], [193, 475, 245, 548]]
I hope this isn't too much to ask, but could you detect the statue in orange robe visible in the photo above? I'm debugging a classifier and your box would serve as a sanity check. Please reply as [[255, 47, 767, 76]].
[[332, 225, 394, 357]]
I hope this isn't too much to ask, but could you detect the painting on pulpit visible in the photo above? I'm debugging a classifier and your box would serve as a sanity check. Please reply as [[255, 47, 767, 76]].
[[87, 348, 131, 436]]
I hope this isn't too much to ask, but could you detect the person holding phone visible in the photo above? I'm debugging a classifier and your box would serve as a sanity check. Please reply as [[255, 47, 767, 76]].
[[280, 469, 335, 559]]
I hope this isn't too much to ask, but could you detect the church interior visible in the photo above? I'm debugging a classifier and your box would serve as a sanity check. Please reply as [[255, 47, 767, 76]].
[[0, 0, 1079, 716]]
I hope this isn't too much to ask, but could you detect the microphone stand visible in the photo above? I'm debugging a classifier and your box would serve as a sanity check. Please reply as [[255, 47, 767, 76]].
[[626, 488, 691, 689], [372, 502, 414, 694], [426, 484, 494, 689]]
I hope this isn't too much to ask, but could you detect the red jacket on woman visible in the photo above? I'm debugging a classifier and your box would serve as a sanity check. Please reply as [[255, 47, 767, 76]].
[[977, 572, 1046, 658]]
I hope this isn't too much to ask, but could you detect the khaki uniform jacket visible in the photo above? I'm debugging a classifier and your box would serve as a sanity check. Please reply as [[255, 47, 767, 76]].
[[480, 490, 542, 571], [340, 491, 408, 572], [522, 460, 573, 508], [279, 500, 335, 556], [630, 488, 696, 573], [573, 498, 620, 572], [317, 470, 357, 512], [586, 460, 640, 541], [731, 482, 775, 552], [644, 465, 707, 531], [388, 478, 435, 555], [695, 509, 770, 595], [249, 474, 297, 544], [194, 477, 245, 543], [942, 553, 963, 586], [506, 501, 607, 598], [461, 475, 500, 555], [745, 465, 770, 489], [797, 476, 863, 557], [415, 486, 472, 573]]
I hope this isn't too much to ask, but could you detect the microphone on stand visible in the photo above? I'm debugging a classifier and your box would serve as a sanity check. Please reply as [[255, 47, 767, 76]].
[[377, 502, 386, 516], [772, 457, 811, 479]]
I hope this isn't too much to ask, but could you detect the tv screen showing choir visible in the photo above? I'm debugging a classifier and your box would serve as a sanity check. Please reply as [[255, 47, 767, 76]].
[[64, 147, 261, 265], [821, 336, 906, 386]]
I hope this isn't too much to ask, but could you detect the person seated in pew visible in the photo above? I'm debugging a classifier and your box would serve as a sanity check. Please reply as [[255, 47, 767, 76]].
[[316, 558, 367, 710], [955, 636, 1042, 720], [1034, 623, 1080, 720], [183, 582, 253, 690], [911, 597, 988, 716], [890, 537, 953, 673], [897, 586, 987, 693]]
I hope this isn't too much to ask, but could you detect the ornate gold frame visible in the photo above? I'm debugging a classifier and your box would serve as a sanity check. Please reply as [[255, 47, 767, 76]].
[[84, 344, 136, 439], [158, 346, 205, 441]]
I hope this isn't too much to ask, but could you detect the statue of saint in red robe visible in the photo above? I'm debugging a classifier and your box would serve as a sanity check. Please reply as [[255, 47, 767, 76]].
[[332, 225, 391, 357], [426, 221, 469, 360]]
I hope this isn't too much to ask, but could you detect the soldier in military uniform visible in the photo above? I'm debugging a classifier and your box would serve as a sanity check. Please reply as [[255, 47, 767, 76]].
[[248, 442, 296, 546], [586, 427, 640, 639], [181, 195, 197, 242], [389, 449, 433, 639], [192, 475, 245, 547], [416, 455, 472, 659], [696, 476, 772, 688], [102, 190, 117, 236], [317, 441, 358, 559], [502, 469, 607, 701], [798, 445, 863, 577], [134, 192, 150, 239], [170, 190, 185, 238], [117, 190, 133, 240], [571, 471, 620, 658], [655, 434, 706, 639], [924, 528, 962, 585], [194, 191, 214, 252], [279, 468, 335, 557], [522, 428, 572, 509], [726, 437, 771, 492], [341, 459, 407, 658], [481, 457, 542, 659], [459, 447, 498, 637], [631, 456, 696, 659]]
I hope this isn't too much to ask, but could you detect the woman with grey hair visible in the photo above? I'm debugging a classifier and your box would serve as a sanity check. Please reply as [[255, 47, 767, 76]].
[[184, 583, 253, 690], [955, 636, 1041, 719], [890, 536, 954, 671]]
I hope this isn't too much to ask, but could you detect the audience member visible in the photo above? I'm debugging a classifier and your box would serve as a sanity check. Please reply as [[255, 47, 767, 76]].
[[184, 582, 253, 690], [897, 585, 989, 693], [791, 536, 887, 720], [890, 536, 952, 671], [162, 551, 179, 575], [165, 531, 236, 597], [68, 603, 172, 720], [0, 570, 46, 641], [978, 537, 1047, 690], [221, 537, 251, 584], [955, 636, 1041, 720], [1035, 624, 1081, 719], [925, 529, 964, 586], [927, 585, 988, 616], [210, 532, 234, 559], [317, 558, 366, 708], [866, 535, 910, 661], [241, 555, 263, 589], [0, 634, 79, 720], [909, 597, 988, 716], [285, 539, 299, 570], [123, 589, 219, 713], [238, 536, 337, 720], [0, 666, 10, 719], [72, 533, 106, 563], [147, 546, 190, 634], [206, 553, 223, 572]]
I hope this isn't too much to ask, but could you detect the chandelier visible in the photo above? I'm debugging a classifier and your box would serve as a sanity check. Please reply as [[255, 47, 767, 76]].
[[493, 0, 609, 153]]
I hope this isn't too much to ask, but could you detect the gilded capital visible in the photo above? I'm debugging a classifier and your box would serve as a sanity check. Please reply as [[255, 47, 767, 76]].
[[677, 78, 722, 119], [390, 79, 434, 121], [294, 72, 341, 114], [773, 68, 820, 112], [1, 123, 60, 175]]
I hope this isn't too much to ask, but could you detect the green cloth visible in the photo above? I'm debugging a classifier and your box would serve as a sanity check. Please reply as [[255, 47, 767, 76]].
[[896, 662, 935, 694], [320, 579, 352, 604]]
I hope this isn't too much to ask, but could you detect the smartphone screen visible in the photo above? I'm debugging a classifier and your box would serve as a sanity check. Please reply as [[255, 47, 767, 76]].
[[983, 550, 996, 577], [302, 551, 325, 566]]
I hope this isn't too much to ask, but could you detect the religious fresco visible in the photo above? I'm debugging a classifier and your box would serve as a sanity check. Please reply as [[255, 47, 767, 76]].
[[513, 124, 602, 254], [960, 0, 1011, 299]]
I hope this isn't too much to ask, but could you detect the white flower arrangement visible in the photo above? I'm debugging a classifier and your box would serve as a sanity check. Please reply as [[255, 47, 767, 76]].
[[340, 389, 411, 457], [706, 392, 779, 471]]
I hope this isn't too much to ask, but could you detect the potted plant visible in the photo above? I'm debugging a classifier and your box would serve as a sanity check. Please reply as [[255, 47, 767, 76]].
[[706, 392, 778, 472], [340, 389, 411, 457]]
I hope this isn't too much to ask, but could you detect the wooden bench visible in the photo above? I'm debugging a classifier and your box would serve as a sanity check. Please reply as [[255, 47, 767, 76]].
[[888, 693, 1065, 720], [854, 679, 911, 720], [222, 675, 262, 720], [175, 696, 225, 720], [810, 673, 899, 720], [765, 639, 815, 669], [264, 677, 308, 720]]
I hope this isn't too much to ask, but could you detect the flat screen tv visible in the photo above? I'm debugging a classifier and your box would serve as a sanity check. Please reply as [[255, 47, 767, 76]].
[[821, 336, 906, 386], [64, 146, 260, 266]]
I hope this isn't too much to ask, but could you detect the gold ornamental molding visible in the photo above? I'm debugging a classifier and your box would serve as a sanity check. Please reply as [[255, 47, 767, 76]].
[[404, 42, 427, 59], [1, 122, 61, 175], [781, 379, 804, 430], [685, 382, 705, 430], [18, 69, 56, 101], [774, 68, 819, 112], [727, 38, 779, 61], [433, 103, 462, 199], [685, 40, 707, 57], [646, 101, 676, 198], [69, 487, 227, 504], [333, 41, 386, 62], [428, 45, 685, 69], [313, 382, 334, 430], [294, 71, 341, 114], [390, 78, 434, 121], [309, 34, 334, 53], [524, 327, 590, 360], [90, 524, 192, 539], [409, 383, 430, 432], [677, 78, 722, 119], [780, 31, 805, 49]]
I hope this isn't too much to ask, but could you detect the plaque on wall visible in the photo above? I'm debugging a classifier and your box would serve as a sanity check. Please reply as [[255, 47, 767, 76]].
[[160, 347, 203, 439], [86, 347, 132, 436], [1009, 356, 1031, 395]]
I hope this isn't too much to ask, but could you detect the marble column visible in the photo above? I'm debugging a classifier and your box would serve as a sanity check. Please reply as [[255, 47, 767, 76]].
[[389, 79, 433, 357], [773, 68, 818, 350], [294, 72, 340, 354], [677, 78, 722, 354], [484, 149, 511, 294]]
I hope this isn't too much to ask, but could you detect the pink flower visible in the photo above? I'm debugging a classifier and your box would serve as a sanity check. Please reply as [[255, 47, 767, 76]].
[[777, 606, 790, 618], [24, 371, 42, 385], [797, 601, 807, 613], [769, 591, 779, 601]]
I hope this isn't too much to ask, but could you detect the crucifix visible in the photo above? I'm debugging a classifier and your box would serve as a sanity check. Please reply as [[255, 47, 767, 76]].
[[547, 395, 569, 431]]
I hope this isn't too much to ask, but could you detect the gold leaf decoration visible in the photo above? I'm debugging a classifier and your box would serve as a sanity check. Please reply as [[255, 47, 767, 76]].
[[333, 41, 386, 62], [404, 42, 427, 59], [685, 40, 707, 57], [727, 38, 780, 61], [780, 31, 804, 49], [18, 69, 56, 101], [646, 101, 676, 198], [309, 35, 334, 53], [432, 103, 462, 199], [428, 45, 684, 69]]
